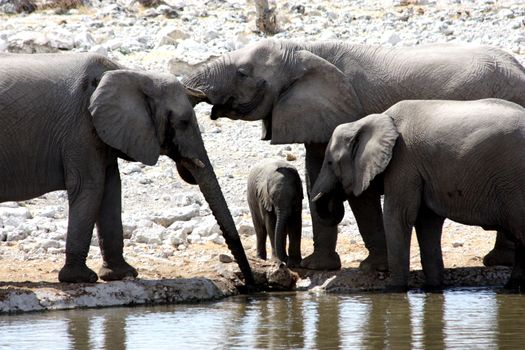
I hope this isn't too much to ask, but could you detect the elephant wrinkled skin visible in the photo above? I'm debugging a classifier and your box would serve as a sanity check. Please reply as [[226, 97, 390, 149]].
[[183, 39, 525, 271], [312, 99, 525, 290], [0, 53, 253, 285]]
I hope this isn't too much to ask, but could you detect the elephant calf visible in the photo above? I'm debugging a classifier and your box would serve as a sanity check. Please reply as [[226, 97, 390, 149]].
[[248, 160, 303, 267], [0, 53, 253, 285], [312, 98, 525, 290]]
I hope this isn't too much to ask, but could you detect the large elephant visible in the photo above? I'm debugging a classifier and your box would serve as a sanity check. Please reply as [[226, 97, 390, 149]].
[[0, 53, 253, 285], [247, 159, 303, 267], [183, 39, 525, 271], [311, 99, 525, 290]]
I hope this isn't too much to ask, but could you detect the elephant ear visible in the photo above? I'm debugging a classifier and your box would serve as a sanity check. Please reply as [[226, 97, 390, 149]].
[[270, 50, 364, 144], [350, 114, 399, 196], [89, 70, 160, 166]]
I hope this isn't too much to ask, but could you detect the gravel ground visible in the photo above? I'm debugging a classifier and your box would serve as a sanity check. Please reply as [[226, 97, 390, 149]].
[[0, 0, 523, 311]]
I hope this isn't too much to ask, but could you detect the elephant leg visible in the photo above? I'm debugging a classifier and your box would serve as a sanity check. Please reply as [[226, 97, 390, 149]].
[[414, 204, 445, 288], [383, 192, 421, 291], [347, 190, 388, 272], [300, 143, 341, 270], [505, 239, 525, 291], [252, 210, 268, 260], [287, 210, 302, 268], [59, 178, 103, 283], [483, 231, 515, 267], [96, 162, 138, 281], [265, 212, 278, 260]]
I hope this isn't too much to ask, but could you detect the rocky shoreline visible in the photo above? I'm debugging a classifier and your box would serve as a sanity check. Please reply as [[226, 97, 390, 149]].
[[0, 0, 524, 313]]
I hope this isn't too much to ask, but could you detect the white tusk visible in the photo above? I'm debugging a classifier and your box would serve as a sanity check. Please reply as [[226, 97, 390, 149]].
[[312, 192, 324, 202]]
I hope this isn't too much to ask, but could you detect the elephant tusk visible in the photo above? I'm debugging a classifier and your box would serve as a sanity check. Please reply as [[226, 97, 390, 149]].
[[312, 192, 324, 202]]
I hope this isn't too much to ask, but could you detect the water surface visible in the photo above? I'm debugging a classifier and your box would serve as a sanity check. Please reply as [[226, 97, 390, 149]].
[[0, 288, 523, 349]]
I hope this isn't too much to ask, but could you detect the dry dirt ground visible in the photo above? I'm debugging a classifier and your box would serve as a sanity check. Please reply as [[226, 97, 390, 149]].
[[0, 223, 498, 283]]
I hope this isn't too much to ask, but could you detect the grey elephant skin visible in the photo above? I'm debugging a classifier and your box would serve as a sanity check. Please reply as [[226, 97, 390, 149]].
[[183, 39, 525, 271], [0, 53, 253, 285], [247, 160, 303, 267], [312, 99, 525, 290]]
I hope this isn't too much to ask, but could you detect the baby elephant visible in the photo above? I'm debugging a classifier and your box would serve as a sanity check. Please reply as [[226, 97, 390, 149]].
[[312, 98, 525, 290], [248, 160, 303, 267]]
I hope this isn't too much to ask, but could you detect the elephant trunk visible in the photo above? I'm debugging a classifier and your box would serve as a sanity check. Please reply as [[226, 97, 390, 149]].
[[183, 58, 232, 107], [186, 157, 255, 286], [311, 167, 345, 226], [274, 208, 289, 263]]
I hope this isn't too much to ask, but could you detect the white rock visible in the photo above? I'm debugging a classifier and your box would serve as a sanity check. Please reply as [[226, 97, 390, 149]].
[[5, 228, 29, 242], [156, 27, 189, 46], [383, 31, 402, 45], [0, 206, 32, 219], [39, 206, 59, 219], [207, 233, 225, 245], [0, 38, 6, 52], [74, 31, 96, 49], [149, 204, 200, 227], [121, 163, 143, 175], [187, 233, 203, 244], [39, 239, 62, 250], [167, 229, 188, 246], [133, 222, 166, 244], [90, 45, 109, 56], [0, 202, 20, 208], [499, 9, 515, 19], [191, 216, 221, 238], [123, 222, 137, 239]]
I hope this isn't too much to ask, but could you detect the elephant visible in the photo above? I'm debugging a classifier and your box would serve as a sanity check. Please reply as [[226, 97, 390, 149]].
[[0, 52, 254, 285], [182, 39, 525, 271], [311, 98, 525, 290], [247, 159, 303, 267]]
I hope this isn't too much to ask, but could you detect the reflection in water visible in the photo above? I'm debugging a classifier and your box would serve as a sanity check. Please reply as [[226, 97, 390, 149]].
[[0, 289, 524, 349]]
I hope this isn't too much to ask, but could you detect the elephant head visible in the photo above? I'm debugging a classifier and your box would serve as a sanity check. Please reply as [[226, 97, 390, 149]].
[[88, 70, 254, 285], [182, 39, 364, 144], [311, 114, 399, 223]]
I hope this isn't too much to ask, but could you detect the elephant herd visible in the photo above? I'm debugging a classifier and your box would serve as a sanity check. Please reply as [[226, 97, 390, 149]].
[[3, 38, 525, 291]]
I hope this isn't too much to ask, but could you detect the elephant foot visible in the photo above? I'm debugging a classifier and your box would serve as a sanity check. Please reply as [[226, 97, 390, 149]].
[[300, 250, 341, 270], [59, 264, 98, 283], [504, 277, 525, 292], [359, 252, 388, 272], [98, 260, 138, 281], [483, 247, 515, 267], [287, 256, 302, 268]]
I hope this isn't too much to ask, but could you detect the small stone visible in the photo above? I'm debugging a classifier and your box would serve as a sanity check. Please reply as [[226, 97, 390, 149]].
[[286, 153, 297, 161], [219, 254, 233, 263]]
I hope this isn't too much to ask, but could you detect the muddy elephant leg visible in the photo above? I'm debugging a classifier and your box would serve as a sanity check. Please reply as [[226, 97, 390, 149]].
[[414, 204, 445, 288], [483, 231, 515, 267], [300, 143, 341, 270], [287, 210, 302, 267], [347, 190, 388, 272], [59, 178, 103, 283], [505, 239, 525, 291], [96, 162, 138, 281]]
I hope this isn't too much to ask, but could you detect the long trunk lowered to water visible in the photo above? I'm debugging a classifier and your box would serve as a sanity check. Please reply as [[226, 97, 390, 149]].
[[188, 160, 255, 286]]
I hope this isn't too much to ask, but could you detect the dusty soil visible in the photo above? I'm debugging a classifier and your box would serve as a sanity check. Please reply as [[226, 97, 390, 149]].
[[0, 223, 497, 283]]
